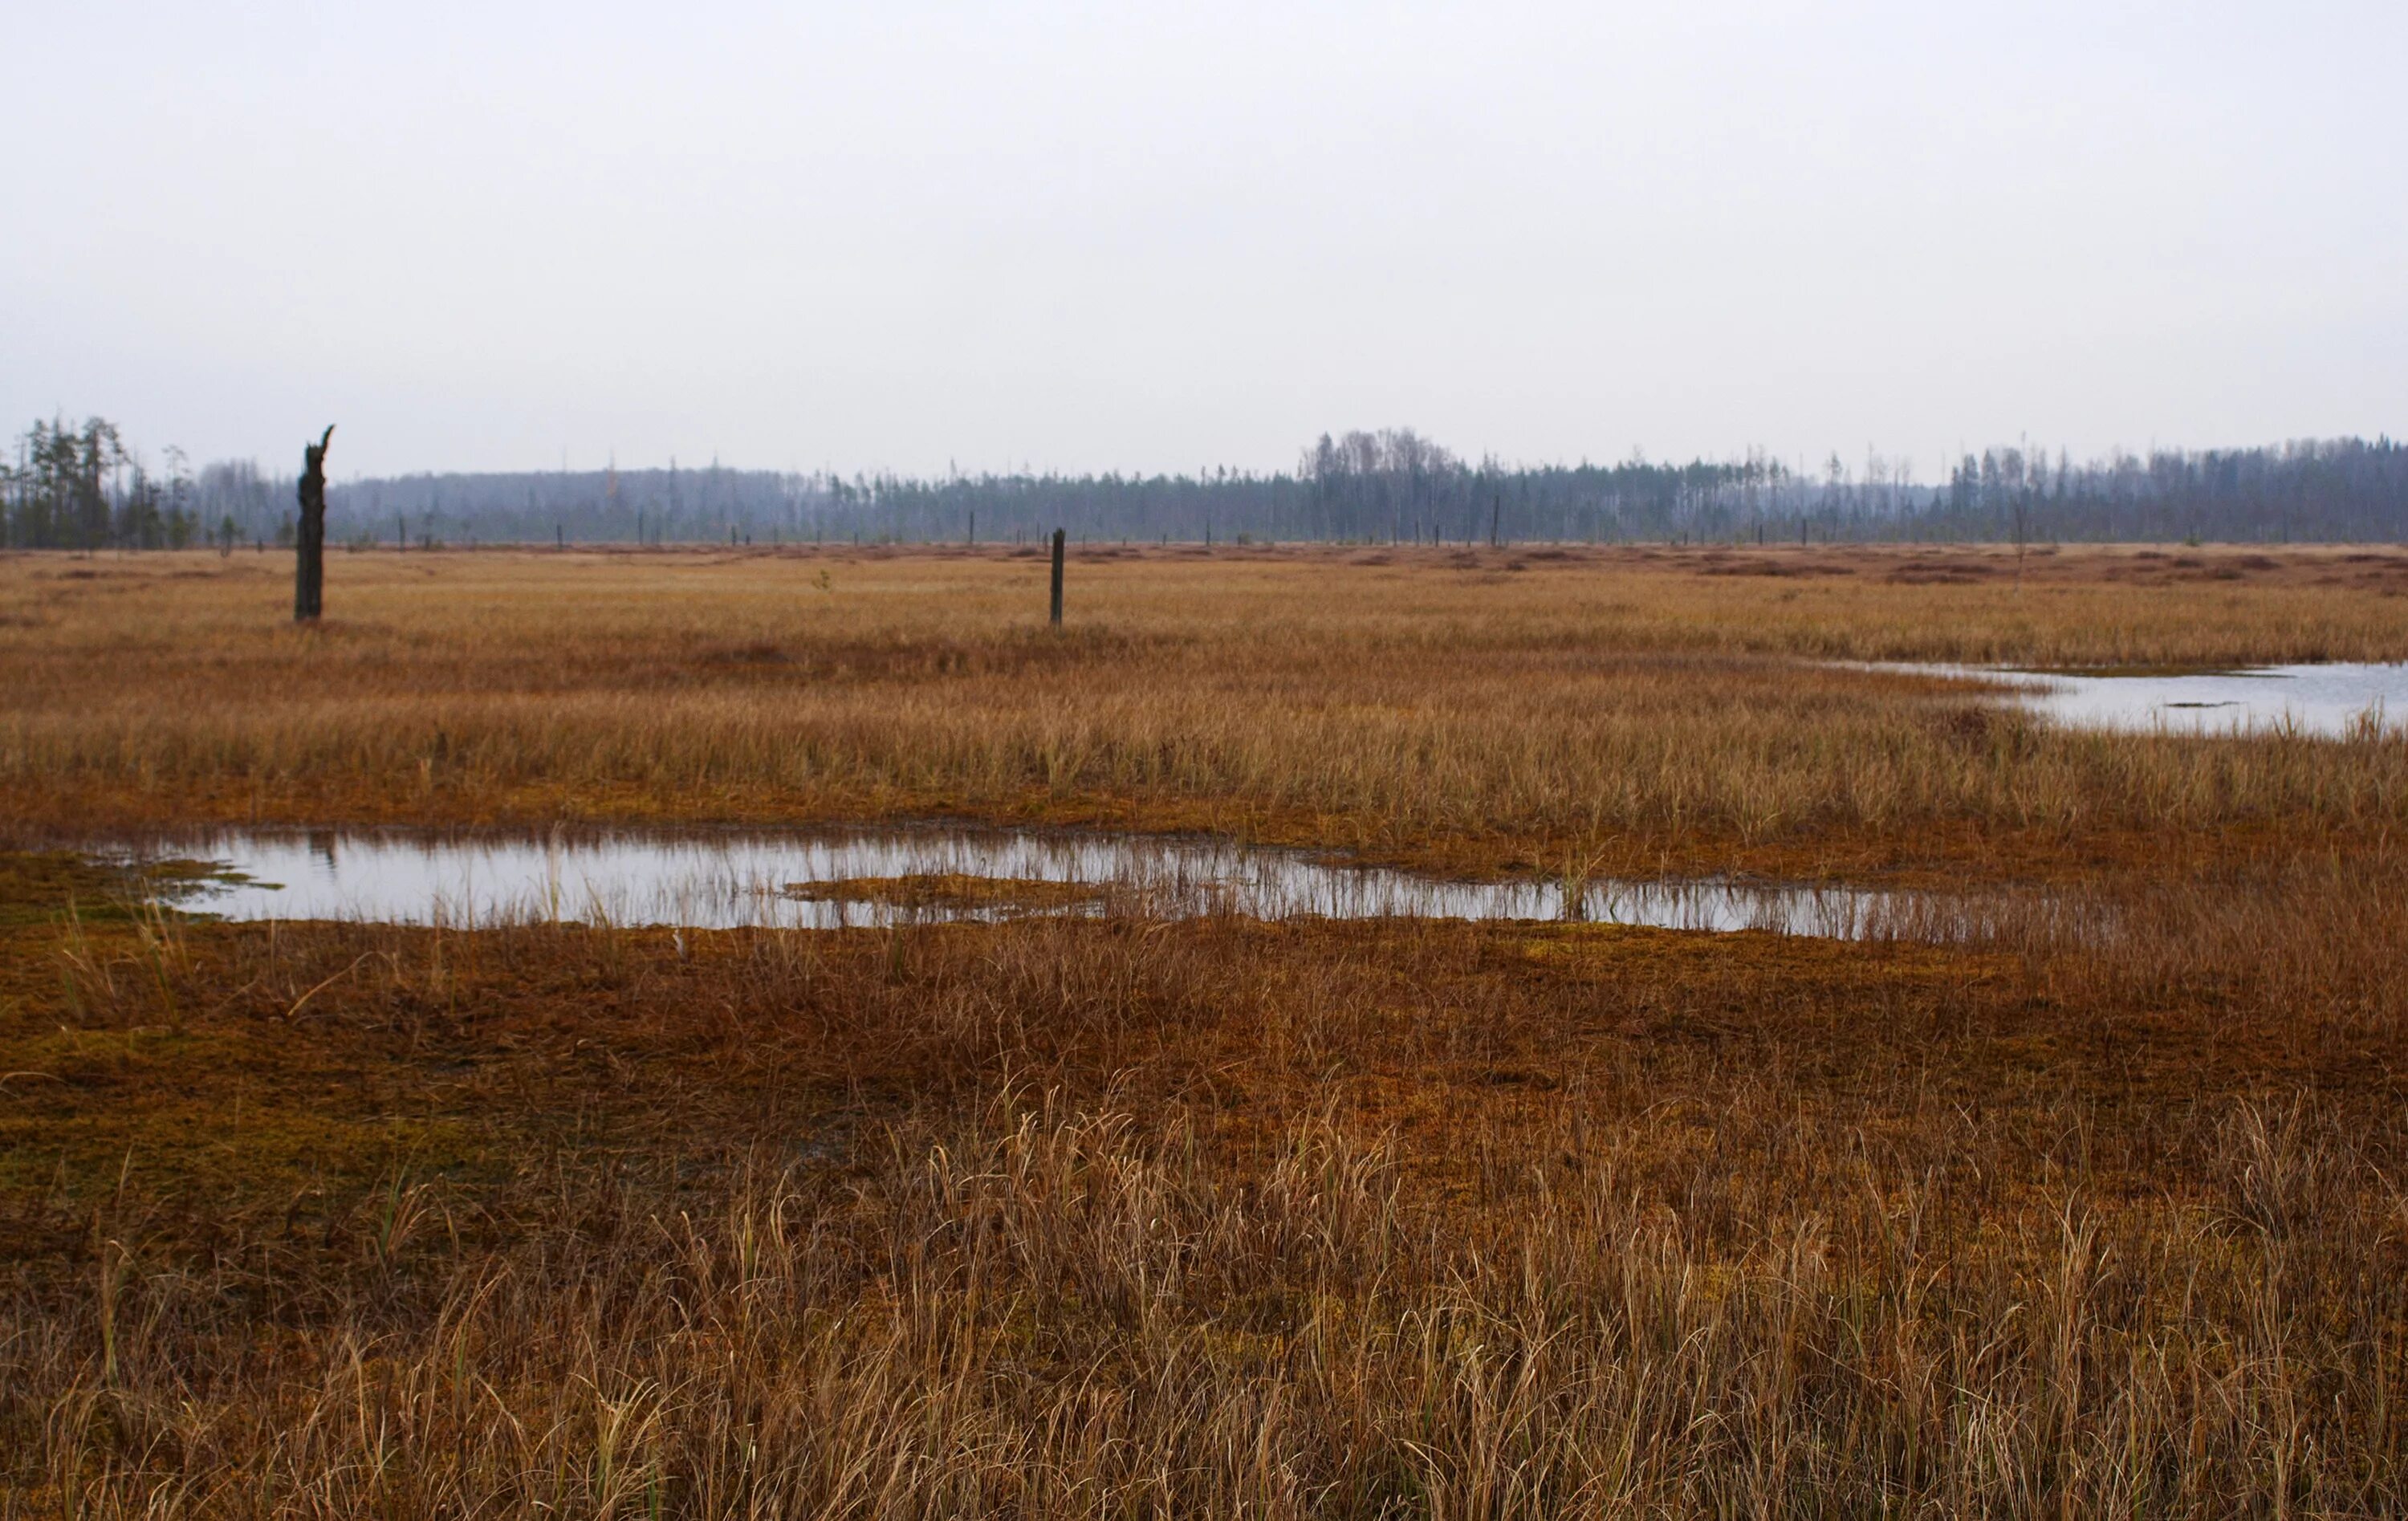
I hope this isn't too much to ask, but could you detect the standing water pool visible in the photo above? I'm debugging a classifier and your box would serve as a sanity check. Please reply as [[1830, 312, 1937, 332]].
[[97, 825, 1949, 939], [1880, 662, 2408, 737]]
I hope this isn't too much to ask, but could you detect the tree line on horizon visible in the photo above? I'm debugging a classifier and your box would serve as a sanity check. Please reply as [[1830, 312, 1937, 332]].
[[6, 417, 2405, 551], [0, 417, 284, 552]]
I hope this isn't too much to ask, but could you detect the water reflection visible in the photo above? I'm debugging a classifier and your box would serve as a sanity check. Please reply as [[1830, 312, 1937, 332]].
[[118, 825, 1930, 938], [1894, 661, 2408, 737]]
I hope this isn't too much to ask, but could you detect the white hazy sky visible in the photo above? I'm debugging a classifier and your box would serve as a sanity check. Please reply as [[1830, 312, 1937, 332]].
[[4, 1, 2402, 479]]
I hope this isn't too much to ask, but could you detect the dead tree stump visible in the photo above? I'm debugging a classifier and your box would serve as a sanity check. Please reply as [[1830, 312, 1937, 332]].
[[1049, 527, 1065, 626], [295, 425, 334, 621]]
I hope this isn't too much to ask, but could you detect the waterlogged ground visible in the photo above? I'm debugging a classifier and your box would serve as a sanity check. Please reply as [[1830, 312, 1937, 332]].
[[12, 549, 2408, 889], [109, 825, 1932, 937], [76, 664, 2408, 938], [14, 551, 2408, 1512]]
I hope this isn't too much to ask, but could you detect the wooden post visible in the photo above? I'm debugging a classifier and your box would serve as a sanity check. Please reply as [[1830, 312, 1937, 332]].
[[295, 425, 333, 621], [1048, 527, 1065, 625]]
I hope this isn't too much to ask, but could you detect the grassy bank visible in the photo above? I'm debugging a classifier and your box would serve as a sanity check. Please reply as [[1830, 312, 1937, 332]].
[[4, 543, 2407, 879]]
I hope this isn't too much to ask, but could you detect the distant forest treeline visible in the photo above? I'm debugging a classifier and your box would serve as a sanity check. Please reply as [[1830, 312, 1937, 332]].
[[7, 420, 2406, 549]]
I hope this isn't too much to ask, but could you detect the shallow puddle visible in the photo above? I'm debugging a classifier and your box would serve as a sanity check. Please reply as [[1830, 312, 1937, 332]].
[[111, 825, 1932, 937], [1897, 662, 2408, 737]]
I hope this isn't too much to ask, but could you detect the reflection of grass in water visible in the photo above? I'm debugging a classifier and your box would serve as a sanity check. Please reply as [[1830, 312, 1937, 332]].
[[783, 872, 1109, 913], [2013, 663, 2270, 678]]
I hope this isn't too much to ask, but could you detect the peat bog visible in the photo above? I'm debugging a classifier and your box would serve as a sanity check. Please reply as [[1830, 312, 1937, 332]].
[[5, 544, 2408, 1515]]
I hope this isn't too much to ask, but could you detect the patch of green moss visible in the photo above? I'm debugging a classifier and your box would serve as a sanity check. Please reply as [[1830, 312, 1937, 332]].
[[0, 850, 240, 929]]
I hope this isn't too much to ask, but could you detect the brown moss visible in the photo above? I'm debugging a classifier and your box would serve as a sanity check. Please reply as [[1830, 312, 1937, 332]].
[[6, 844, 2407, 1508]]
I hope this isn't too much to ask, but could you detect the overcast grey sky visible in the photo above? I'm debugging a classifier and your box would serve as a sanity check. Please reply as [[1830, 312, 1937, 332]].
[[4, 1, 2401, 478]]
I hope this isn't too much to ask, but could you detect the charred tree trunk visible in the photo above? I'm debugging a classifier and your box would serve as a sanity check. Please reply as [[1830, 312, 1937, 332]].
[[295, 425, 334, 621], [1049, 527, 1065, 626]]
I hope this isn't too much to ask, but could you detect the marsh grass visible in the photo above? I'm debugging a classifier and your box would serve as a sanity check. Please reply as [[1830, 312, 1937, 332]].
[[19, 1088, 2406, 1517], [8, 544, 2408, 1514], [6, 852, 2408, 1516], [4, 546, 2406, 877]]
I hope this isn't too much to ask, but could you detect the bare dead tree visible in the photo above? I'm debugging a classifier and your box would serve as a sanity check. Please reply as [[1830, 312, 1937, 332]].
[[295, 425, 334, 621]]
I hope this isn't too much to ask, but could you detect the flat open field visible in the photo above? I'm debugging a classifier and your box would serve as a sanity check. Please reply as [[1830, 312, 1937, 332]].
[[6, 545, 2408, 1515], [6, 542, 2408, 878]]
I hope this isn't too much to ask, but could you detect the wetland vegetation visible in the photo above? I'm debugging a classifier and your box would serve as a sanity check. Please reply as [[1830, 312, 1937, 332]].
[[5, 543, 2408, 1515]]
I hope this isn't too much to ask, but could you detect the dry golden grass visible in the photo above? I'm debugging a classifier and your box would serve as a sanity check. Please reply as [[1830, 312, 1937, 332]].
[[7, 545, 2408, 1515], [4, 543, 2407, 879], [5, 852, 2407, 1515]]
